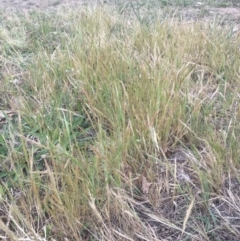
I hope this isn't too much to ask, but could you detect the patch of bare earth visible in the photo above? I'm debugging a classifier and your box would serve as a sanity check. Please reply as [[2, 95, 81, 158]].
[[178, 6, 240, 33], [0, 0, 91, 10]]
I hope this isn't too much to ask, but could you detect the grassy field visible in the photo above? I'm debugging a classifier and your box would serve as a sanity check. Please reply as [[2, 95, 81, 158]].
[[0, 1, 240, 240]]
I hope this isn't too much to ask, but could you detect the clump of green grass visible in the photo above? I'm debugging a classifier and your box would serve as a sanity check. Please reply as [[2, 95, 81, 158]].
[[0, 3, 240, 240]]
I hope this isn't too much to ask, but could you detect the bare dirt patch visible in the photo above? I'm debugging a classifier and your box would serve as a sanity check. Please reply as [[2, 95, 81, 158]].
[[179, 6, 240, 32], [1, 0, 239, 32], [180, 6, 240, 21], [0, 0, 87, 10]]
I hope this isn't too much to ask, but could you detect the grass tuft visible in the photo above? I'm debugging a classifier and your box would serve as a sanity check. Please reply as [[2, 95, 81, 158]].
[[0, 3, 240, 240]]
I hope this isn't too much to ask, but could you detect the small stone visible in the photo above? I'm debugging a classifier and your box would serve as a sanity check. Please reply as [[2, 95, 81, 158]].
[[194, 2, 204, 8], [10, 78, 23, 85]]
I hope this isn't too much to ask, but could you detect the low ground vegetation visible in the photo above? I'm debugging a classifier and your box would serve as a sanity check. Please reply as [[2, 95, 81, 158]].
[[0, 1, 240, 240]]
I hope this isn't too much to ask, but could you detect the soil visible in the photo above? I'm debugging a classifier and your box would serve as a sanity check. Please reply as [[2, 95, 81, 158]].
[[0, 0, 84, 9], [179, 6, 240, 33], [0, 0, 240, 30], [0, 0, 239, 14], [0, 0, 124, 10]]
